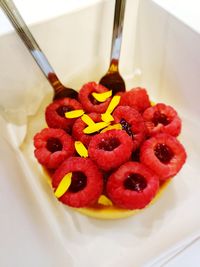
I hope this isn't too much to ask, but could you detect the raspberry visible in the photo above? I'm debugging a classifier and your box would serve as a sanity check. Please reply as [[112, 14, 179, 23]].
[[45, 97, 82, 132], [140, 133, 187, 181], [52, 157, 103, 207], [88, 129, 133, 171], [78, 82, 111, 113], [106, 162, 159, 209], [119, 87, 151, 113], [131, 148, 141, 162], [143, 103, 182, 137], [34, 128, 75, 169], [113, 106, 146, 151], [72, 113, 101, 147]]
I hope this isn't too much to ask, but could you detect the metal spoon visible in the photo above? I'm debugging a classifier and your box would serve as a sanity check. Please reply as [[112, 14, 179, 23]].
[[99, 0, 126, 94], [0, 0, 78, 101]]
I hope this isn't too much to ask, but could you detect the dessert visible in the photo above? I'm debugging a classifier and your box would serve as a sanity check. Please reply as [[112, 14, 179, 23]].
[[52, 157, 103, 207], [113, 106, 146, 150], [78, 82, 111, 113], [34, 128, 75, 169], [33, 83, 187, 219], [106, 162, 159, 209], [72, 113, 101, 147], [45, 97, 82, 132], [140, 133, 186, 181], [88, 129, 133, 171], [119, 87, 151, 113], [143, 103, 182, 137]]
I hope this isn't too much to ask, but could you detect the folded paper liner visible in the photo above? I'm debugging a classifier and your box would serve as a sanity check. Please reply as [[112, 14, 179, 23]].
[[1, 85, 200, 266]]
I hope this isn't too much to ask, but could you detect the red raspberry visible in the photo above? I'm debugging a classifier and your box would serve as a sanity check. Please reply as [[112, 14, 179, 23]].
[[140, 133, 187, 181], [131, 148, 141, 162], [52, 157, 103, 207], [143, 103, 182, 137], [78, 82, 111, 113], [106, 162, 159, 209], [119, 87, 151, 113], [113, 106, 147, 151], [72, 113, 101, 147], [45, 97, 82, 132], [34, 128, 75, 169], [88, 130, 133, 171]]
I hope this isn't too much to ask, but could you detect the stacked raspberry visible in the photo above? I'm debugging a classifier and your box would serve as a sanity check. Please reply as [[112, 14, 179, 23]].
[[33, 82, 187, 211]]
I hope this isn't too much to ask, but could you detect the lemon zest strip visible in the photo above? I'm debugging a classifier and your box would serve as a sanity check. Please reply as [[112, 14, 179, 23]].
[[98, 195, 113, 206], [83, 122, 110, 134], [101, 113, 114, 123], [75, 141, 88, 158], [101, 95, 121, 122], [100, 123, 122, 133], [91, 90, 112, 102], [65, 109, 85, 119], [81, 114, 95, 126], [54, 172, 72, 198], [105, 95, 121, 114]]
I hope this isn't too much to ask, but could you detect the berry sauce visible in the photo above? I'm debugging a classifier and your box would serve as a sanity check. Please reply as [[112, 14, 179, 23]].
[[154, 143, 174, 163], [46, 138, 63, 153], [124, 173, 147, 192], [153, 111, 170, 126], [88, 94, 101, 105], [68, 172, 87, 193], [99, 138, 120, 151], [120, 118, 133, 138], [56, 105, 73, 117]]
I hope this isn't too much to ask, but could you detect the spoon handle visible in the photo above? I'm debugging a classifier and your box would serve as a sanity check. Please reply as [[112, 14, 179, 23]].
[[0, 0, 61, 86], [110, 0, 126, 69]]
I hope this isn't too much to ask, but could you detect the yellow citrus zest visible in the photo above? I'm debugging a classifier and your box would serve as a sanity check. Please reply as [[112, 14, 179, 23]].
[[105, 95, 121, 114], [65, 109, 85, 119], [81, 114, 95, 126], [54, 172, 72, 198], [83, 122, 110, 134], [101, 113, 114, 123], [101, 95, 121, 122], [75, 141, 88, 158], [98, 195, 113, 206], [91, 90, 112, 102], [100, 123, 122, 133]]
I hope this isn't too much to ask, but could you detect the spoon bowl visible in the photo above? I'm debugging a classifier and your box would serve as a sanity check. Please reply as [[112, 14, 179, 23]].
[[99, 59, 125, 94], [99, 0, 126, 95], [47, 73, 78, 100]]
